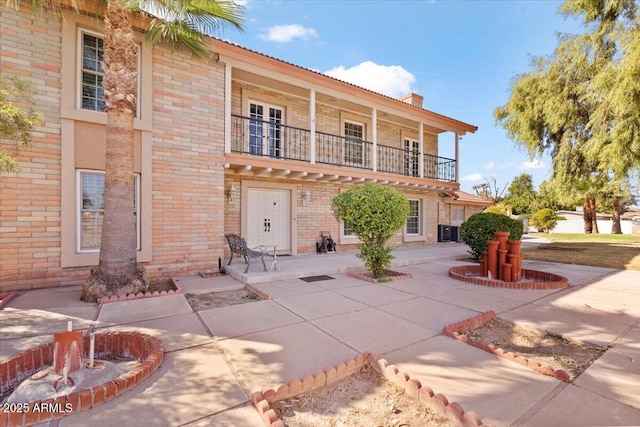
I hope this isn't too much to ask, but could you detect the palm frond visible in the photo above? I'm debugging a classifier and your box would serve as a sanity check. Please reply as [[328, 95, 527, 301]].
[[132, 0, 244, 59]]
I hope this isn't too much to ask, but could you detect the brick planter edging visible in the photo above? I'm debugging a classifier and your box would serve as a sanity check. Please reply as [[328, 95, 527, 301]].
[[250, 352, 493, 427], [98, 281, 183, 304], [347, 269, 413, 284], [448, 266, 569, 290], [442, 311, 571, 383], [0, 292, 20, 309], [245, 284, 271, 300], [0, 332, 164, 427]]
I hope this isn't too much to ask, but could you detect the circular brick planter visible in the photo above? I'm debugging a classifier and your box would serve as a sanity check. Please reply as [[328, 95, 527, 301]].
[[0, 332, 164, 427], [449, 265, 568, 289]]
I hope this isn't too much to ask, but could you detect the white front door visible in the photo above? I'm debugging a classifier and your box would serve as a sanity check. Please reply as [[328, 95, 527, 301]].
[[247, 188, 291, 251]]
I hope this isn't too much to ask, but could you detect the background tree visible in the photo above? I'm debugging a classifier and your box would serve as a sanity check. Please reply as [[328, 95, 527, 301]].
[[0, 73, 43, 173], [332, 184, 409, 279], [495, 0, 640, 234], [4, 0, 244, 302], [502, 173, 537, 216], [472, 176, 506, 203], [529, 180, 575, 213], [530, 208, 560, 233]]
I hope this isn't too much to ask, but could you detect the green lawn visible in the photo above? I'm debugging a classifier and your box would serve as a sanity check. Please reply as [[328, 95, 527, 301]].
[[522, 233, 640, 271]]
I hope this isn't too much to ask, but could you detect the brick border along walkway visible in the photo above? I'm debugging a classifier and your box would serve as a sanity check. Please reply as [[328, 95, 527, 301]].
[[250, 352, 492, 427], [0, 332, 164, 427], [442, 311, 572, 382]]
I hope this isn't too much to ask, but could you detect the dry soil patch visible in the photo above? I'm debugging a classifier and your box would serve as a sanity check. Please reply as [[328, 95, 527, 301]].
[[270, 366, 451, 427], [462, 317, 606, 381], [184, 288, 261, 312]]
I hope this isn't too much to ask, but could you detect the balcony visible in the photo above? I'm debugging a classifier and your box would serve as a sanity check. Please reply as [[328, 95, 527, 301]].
[[227, 114, 457, 188]]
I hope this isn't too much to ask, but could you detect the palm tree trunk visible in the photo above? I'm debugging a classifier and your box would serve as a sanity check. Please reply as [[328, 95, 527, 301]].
[[590, 198, 600, 234], [612, 197, 623, 234], [583, 198, 593, 233], [81, 0, 145, 302]]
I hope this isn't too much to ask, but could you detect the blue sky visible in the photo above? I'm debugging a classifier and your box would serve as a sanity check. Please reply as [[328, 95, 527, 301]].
[[222, 0, 584, 195]]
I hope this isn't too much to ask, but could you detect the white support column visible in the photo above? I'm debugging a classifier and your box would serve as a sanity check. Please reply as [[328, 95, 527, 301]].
[[224, 63, 232, 154], [419, 122, 424, 178], [455, 133, 460, 183], [310, 89, 316, 164], [372, 108, 377, 172]]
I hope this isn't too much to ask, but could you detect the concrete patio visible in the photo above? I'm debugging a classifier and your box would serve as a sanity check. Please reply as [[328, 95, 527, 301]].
[[1, 237, 639, 426]]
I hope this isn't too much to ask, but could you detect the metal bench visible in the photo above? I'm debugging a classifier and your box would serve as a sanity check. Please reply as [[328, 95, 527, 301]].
[[225, 233, 268, 273]]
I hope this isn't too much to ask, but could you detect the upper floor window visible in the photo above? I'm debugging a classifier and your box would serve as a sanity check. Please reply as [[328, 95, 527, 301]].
[[79, 30, 140, 115], [81, 32, 105, 112]]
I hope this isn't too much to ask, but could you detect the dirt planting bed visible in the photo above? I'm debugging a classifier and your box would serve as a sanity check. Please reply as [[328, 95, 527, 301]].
[[269, 365, 452, 427]]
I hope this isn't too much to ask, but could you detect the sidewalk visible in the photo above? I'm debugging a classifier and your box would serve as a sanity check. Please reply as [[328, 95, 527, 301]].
[[1, 241, 639, 426]]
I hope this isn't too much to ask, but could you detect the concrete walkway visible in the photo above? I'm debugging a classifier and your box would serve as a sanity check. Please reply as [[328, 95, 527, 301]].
[[1, 238, 639, 426]]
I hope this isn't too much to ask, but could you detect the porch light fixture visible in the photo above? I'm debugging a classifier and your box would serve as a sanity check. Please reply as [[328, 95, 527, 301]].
[[228, 185, 237, 203], [302, 189, 311, 207]]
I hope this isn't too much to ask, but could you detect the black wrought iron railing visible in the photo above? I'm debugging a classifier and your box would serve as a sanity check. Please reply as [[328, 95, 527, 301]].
[[230, 114, 456, 182], [377, 144, 421, 177], [231, 115, 310, 162], [315, 131, 373, 170], [424, 154, 456, 182]]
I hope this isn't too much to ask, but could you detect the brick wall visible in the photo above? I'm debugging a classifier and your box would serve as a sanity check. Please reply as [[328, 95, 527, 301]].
[[149, 47, 226, 276], [0, 6, 64, 290]]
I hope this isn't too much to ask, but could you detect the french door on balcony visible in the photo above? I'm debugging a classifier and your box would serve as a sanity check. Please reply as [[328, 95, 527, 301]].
[[404, 139, 420, 177], [249, 102, 284, 158]]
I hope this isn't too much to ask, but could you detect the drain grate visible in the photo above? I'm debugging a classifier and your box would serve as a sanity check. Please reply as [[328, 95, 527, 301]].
[[300, 275, 335, 282]]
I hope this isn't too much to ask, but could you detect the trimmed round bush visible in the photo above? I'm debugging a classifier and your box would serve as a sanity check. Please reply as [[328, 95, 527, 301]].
[[332, 183, 409, 278], [530, 208, 559, 233], [460, 212, 523, 260]]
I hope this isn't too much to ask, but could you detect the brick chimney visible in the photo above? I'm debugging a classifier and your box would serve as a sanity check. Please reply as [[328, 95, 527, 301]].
[[400, 92, 423, 108]]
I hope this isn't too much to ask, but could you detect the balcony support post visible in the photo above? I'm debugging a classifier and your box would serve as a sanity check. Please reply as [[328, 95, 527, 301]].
[[419, 122, 424, 178], [455, 133, 460, 182], [310, 89, 316, 164], [372, 108, 377, 172], [224, 63, 232, 154]]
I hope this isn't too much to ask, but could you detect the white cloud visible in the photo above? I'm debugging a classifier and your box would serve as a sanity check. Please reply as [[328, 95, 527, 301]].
[[519, 159, 545, 170], [259, 24, 318, 43], [483, 161, 495, 170], [324, 61, 415, 98], [461, 173, 484, 182]]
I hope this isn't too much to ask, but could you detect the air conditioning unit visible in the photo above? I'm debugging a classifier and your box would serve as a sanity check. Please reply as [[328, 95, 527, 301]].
[[451, 226, 460, 242], [438, 224, 452, 242]]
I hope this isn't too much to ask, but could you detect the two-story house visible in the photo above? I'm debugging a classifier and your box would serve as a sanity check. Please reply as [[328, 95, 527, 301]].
[[0, 3, 486, 291]]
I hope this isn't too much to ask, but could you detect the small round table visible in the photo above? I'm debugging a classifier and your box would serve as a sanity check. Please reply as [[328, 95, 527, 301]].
[[270, 245, 279, 272]]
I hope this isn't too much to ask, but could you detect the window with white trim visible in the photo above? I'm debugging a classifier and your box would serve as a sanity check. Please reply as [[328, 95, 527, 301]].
[[406, 199, 421, 235], [344, 121, 364, 166], [451, 205, 465, 225], [81, 32, 105, 111], [78, 171, 140, 252], [79, 30, 140, 115], [343, 222, 355, 236]]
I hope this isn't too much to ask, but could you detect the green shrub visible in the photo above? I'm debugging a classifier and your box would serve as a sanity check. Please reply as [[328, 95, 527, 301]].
[[332, 184, 409, 278], [530, 208, 559, 233], [460, 212, 523, 260]]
